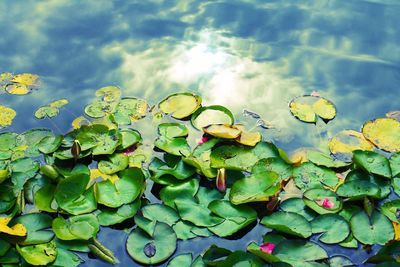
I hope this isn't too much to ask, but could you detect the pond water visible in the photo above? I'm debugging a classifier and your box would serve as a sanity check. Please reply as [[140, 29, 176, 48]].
[[1, 0, 399, 266]]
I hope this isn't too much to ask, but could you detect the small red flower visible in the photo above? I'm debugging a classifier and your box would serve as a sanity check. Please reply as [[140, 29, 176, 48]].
[[260, 242, 275, 254], [315, 197, 334, 209], [197, 136, 208, 145]]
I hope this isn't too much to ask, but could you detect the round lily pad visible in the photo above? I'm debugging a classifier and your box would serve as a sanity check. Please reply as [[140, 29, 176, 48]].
[[126, 222, 177, 265], [191, 105, 234, 130], [84, 101, 116, 118], [261, 211, 312, 238], [362, 118, 400, 152], [52, 214, 99, 240], [293, 162, 339, 191], [311, 214, 350, 244], [203, 124, 241, 139], [113, 97, 148, 125], [49, 99, 69, 108], [329, 130, 374, 156], [353, 150, 392, 178], [16, 241, 57, 266], [303, 188, 342, 214], [95, 86, 121, 102], [0, 105, 17, 129], [159, 93, 202, 119], [34, 106, 59, 119], [289, 95, 336, 123]]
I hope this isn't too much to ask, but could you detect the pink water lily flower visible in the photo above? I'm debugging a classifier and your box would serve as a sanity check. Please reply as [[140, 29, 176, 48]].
[[316, 198, 334, 209], [197, 136, 208, 145], [336, 173, 345, 180], [260, 242, 275, 254]]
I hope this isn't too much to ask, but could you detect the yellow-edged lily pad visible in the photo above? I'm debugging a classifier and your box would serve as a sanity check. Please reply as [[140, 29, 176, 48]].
[[0, 105, 17, 128], [203, 124, 241, 139], [71, 116, 90, 129], [95, 86, 121, 102], [49, 99, 69, 108], [159, 93, 202, 119], [0, 217, 27, 236], [362, 118, 400, 152], [329, 130, 374, 155], [233, 125, 261, 146], [289, 95, 336, 123]]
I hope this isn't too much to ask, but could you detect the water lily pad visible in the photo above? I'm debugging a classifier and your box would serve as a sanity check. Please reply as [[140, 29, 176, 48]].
[[155, 123, 191, 156], [112, 97, 148, 125], [97, 199, 141, 226], [328, 256, 353, 267], [329, 130, 374, 157], [191, 105, 234, 130], [229, 170, 281, 204], [19, 128, 53, 157], [311, 214, 349, 244], [167, 253, 193, 267], [95, 168, 144, 208], [38, 135, 63, 154], [289, 95, 336, 123], [303, 188, 342, 214], [261, 211, 312, 238], [350, 210, 394, 245], [159, 92, 202, 119], [234, 125, 262, 147], [141, 204, 180, 226], [118, 129, 141, 150], [0, 105, 16, 129], [126, 222, 177, 265], [252, 158, 292, 182], [34, 184, 57, 212], [353, 150, 392, 178], [5, 73, 39, 95], [207, 200, 257, 237], [390, 153, 400, 178], [11, 213, 54, 245], [34, 106, 59, 119], [52, 214, 99, 240], [203, 124, 241, 139], [0, 217, 27, 237], [71, 116, 90, 130], [203, 245, 263, 267], [175, 198, 224, 227], [54, 173, 90, 213], [183, 138, 219, 178], [95, 86, 121, 102], [279, 198, 316, 221], [211, 142, 280, 171], [380, 200, 400, 223], [16, 241, 57, 266], [362, 118, 400, 152], [160, 179, 199, 208], [50, 248, 82, 267], [84, 101, 116, 118], [149, 157, 195, 185], [76, 124, 121, 155], [293, 162, 339, 191], [98, 153, 129, 174], [306, 150, 350, 168]]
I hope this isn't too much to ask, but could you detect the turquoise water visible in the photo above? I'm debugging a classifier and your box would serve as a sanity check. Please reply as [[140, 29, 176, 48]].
[[1, 0, 399, 266]]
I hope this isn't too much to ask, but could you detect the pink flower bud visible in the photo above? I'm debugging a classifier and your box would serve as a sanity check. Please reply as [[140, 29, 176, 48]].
[[197, 136, 208, 145], [260, 242, 275, 254], [315, 197, 334, 209]]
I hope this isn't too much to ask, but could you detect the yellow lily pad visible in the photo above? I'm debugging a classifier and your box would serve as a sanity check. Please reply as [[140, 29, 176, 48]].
[[5, 83, 31, 95], [362, 118, 400, 152], [329, 130, 374, 155], [49, 99, 69, 108], [159, 93, 202, 119], [10, 73, 39, 85], [71, 116, 90, 129], [0, 105, 17, 128], [289, 95, 336, 123], [233, 125, 261, 146], [203, 124, 241, 139], [89, 169, 119, 188], [0, 72, 13, 84], [0, 217, 27, 236]]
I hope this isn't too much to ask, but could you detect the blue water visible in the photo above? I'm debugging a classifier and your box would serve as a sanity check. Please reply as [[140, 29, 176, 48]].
[[1, 0, 399, 266]]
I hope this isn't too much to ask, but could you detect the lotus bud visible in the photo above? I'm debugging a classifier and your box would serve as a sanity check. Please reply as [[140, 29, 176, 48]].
[[40, 165, 59, 180], [216, 168, 226, 192]]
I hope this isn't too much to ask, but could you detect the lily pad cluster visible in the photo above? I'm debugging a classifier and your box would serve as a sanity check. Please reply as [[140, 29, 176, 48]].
[[1, 90, 400, 267], [0, 72, 39, 95]]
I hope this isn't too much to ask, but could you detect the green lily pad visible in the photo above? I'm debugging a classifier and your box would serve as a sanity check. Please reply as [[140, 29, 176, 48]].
[[175, 198, 224, 227], [293, 162, 339, 191], [252, 157, 292, 182], [50, 248, 81, 267], [18, 128, 53, 157], [211, 142, 280, 171], [16, 241, 57, 266], [142, 204, 180, 226], [279, 198, 316, 221], [149, 157, 195, 185], [159, 92, 202, 119], [59, 186, 97, 215], [311, 214, 349, 244], [97, 199, 141, 226], [203, 245, 264, 267], [306, 150, 350, 168], [126, 222, 177, 265], [191, 105, 234, 130], [95, 86, 121, 102], [34, 106, 59, 119], [380, 200, 400, 223], [261, 211, 312, 238], [303, 188, 342, 214], [38, 135, 63, 154], [95, 168, 144, 208], [328, 256, 353, 267], [289, 95, 336, 123], [329, 130, 374, 158], [229, 170, 281, 204], [10, 213, 54, 245], [155, 123, 191, 156], [84, 101, 116, 118], [207, 200, 257, 237], [113, 97, 148, 125], [118, 129, 142, 150], [167, 253, 193, 267], [160, 179, 199, 208], [353, 150, 392, 178], [52, 214, 99, 240], [34, 184, 57, 212], [350, 210, 394, 245], [362, 118, 400, 152], [76, 125, 121, 155], [98, 153, 129, 175]]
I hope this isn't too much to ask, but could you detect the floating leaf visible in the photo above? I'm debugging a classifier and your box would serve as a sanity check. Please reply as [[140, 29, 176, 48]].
[[191, 105, 234, 130], [183, 138, 219, 178], [98, 153, 129, 175], [71, 116, 90, 129], [159, 92, 202, 119], [84, 101, 116, 118], [303, 188, 342, 214], [142, 204, 180, 226], [353, 150, 392, 178], [113, 97, 148, 125], [126, 222, 177, 265], [49, 99, 69, 108], [155, 123, 190, 156], [233, 125, 262, 147], [311, 214, 349, 244], [261, 211, 312, 238], [381, 200, 400, 223], [289, 95, 336, 123], [390, 153, 400, 178], [293, 162, 339, 191], [167, 253, 193, 267], [0, 217, 27, 236], [52, 214, 99, 240], [0, 105, 16, 128], [16, 241, 57, 266], [97, 199, 141, 226], [350, 210, 394, 245], [11, 213, 54, 245], [95, 86, 121, 102], [279, 198, 316, 221], [203, 124, 241, 139], [76, 124, 121, 155], [362, 118, 400, 152], [329, 130, 374, 157], [149, 157, 195, 185]]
